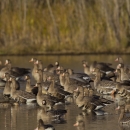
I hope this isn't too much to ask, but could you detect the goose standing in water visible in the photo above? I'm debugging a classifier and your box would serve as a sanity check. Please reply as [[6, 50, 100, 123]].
[[0, 59, 31, 79], [25, 75, 38, 96], [29, 58, 40, 82], [35, 69, 52, 92], [3, 72, 20, 98], [93, 68, 117, 94], [36, 83, 63, 110], [116, 63, 130, 82], [62, 72, 91, 94], [66, 68, 91, 83], [10, 77, 36, 103], [115, 56, 130, 73], [74, 86, 114, 112]]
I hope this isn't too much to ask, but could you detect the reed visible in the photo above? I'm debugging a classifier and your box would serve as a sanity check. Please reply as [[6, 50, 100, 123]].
[[0, 0, 130, 54]]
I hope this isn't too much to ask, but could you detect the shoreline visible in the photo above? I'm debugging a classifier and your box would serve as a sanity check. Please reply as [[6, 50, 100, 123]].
[[0, 52, 130, 56]]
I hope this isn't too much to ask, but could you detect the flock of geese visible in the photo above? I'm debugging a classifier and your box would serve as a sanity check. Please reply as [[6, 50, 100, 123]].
[[0, 57, 130, 130]]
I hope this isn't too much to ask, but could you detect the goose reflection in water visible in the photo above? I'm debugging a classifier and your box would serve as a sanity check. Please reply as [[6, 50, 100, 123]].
[[73, 113, 85, 130], [37, 107, 67, 125]]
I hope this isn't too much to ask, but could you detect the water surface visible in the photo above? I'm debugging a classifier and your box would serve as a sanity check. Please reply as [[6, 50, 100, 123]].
[[0, 55, 130, 130]]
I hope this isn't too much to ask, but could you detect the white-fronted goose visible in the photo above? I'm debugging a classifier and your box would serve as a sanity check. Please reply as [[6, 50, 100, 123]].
[[25, 75, 38, 95], [82, 60, 91, 75], [63, 72, 86, 93], [112, 83, 130, 100], [46, 61, 60, 74], [66, 68, 91, 83], [3, 59, 31, 78], [117, 63, 130, 81], [35, 60, 43, 70], [74, 86, 114, 112], [3, 73, 12, 97], [115, 57, 130, 73], [90, 61, 115, 72], [115, 57, 124, 63], [29, 58, 39, 82], [82, 60, 115, 81], [47, 76, 72, 100], [36, 83, 62, 110], [36, 69, 52, 92], [115, 69, 130, 86], [3, 72, 20, 97], [93, 68, 117, 94], [10, 77, 36, 103]]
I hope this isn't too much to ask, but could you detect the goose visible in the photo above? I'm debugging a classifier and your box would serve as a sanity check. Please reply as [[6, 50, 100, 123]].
[[115, 57, 124, 63], [25, 75, 38, 95], [90, 60, 115, 72], [82, 60, 115, 81], [9, 77, 36, 103], [115, 69, 130, 86], [63, 72, 90, 94], [59, 72, 66, 87], [36, 83, 63, 110], [111, 83, 130, 100], [82, 60, 91, 75], [115, 99, 130, 113], [90, 61, 116, 80], [117, 63, 130, 82], [47, 76, 72, 101], [2, 59, 31, 78], [93, 68, 117, 94], [35, 60, 59, 82], [35, 69, 52, 92], [3, 73, 20, 97], [3, 73, 12, 97], [66, 68, 91, 83], [45, 61, 60, 74], [74, 86, 114, 112], [35, 60, 43, 70], [29, 58, 39, 82]]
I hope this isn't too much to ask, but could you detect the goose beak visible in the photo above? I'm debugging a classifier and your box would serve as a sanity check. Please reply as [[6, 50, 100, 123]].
[[34, 60, 38, 64], [115, 106, 120, 110], [8, 77, 12, 81], [115, 58, 118, 62], [5, 60, 8, 65], [24, 76, 27, 80], [73, 121, 79, 126], [34, 127, 38, 130], [74, 87, 79, 92], [111, 89, 116, 99], [29, 58, 33, 62]]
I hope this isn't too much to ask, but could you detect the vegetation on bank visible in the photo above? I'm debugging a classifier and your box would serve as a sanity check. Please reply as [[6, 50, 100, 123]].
[[0, 0, 130, 54]]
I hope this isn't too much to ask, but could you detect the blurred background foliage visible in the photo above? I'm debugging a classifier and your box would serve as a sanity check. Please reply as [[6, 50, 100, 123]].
[[0, 0, 130, 54]]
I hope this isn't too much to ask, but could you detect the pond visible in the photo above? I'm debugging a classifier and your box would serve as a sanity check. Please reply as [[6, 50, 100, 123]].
[[0, 54, 130, 130]]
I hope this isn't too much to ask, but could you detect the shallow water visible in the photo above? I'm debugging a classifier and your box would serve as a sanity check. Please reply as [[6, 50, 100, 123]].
[[0, 54, 130, 130]]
